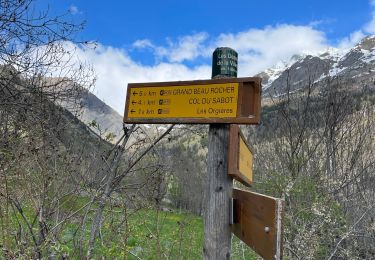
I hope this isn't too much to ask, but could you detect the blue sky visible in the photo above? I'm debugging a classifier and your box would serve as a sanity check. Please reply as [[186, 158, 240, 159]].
[[37, 0, 375, 114]]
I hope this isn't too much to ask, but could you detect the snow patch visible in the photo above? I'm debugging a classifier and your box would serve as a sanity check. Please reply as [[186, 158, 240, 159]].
[[329, 66, 346, 77], [362, 55, 375, 63], [314, 73, 328, 83], [261, 55, 306, 90], [360, 48, 375, 63], [318, 47, 345, 60]]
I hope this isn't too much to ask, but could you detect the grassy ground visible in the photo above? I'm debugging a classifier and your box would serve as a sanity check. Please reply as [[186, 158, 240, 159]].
[[95, 208, 258, 259], [1, 196, 258, 259]]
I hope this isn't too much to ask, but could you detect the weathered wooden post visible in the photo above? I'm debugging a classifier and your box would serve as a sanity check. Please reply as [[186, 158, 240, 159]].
[[203, 47, 238, 259]]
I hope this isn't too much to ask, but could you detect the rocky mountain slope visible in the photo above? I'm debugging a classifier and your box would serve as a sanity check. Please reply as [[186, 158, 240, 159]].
[[50, 81, 124, 142], [77, 90, 124, 140], [258, 35, 375, 95]]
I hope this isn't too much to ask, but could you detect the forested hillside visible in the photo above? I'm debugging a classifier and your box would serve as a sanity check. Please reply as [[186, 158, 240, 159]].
[[249, 77, 375, 258], [1, 0, 374, 259], [163, 73, 375, 259]]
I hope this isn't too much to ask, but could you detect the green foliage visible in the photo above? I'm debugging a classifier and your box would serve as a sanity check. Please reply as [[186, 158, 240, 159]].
[[122, 209, 204, 259], [230, 236, 258, 260], [59, 194, 92, 212], [1, 199, 262, 258], [105, 132, 117, 142], [284, 176, 347, 259], [252, 170, 289, 198], [88, 120, 98, 128]]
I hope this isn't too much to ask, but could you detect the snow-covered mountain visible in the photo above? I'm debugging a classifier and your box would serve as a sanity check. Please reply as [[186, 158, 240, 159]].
[[257, 35, 375, 95]]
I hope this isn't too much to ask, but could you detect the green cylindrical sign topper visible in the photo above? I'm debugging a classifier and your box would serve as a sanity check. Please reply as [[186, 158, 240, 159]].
[[212, 47, 238, 78]]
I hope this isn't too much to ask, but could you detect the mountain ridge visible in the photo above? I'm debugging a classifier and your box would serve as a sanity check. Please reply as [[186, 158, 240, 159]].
[[257, 35, 375, 95]]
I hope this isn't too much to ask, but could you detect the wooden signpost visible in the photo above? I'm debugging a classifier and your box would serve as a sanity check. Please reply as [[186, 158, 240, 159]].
[[124, 77, 261, 124], [123, 47, 284, 259], [228, 124, 254, 186]]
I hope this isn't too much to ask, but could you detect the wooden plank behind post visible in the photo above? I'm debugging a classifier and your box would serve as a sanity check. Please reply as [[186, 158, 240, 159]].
[[203, 47, 237, 259], [232, 189, 284, 260]]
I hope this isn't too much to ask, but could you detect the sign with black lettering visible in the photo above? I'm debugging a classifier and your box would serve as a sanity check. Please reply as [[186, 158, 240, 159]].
[[124, 77, 261, 124]]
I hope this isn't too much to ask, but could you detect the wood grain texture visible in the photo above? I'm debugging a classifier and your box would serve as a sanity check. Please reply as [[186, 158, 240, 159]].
[[231, 189, 284, 260], [203, 124, 232, 260]]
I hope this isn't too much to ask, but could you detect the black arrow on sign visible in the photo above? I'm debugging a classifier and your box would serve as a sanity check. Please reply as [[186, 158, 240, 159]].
[[130, 109, 136, 114], [131, 101, 137, 105], [132, 91, 138, 96]]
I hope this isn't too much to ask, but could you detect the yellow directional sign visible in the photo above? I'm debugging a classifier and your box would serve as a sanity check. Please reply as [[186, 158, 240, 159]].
[[228, 125, 253, 186], [239, 137, 253, 183], [127, 83, 239, 118], [124, 77, 262, 124]]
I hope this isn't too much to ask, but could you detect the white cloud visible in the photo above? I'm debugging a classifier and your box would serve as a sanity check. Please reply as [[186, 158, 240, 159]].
[[73, 43, 210, 114], [132, 39, 154, 49], [351, 1, 375, 38], [165, 32, 209, 62], [132, 32, 209, 63], [69, 5, 80, 15], [365, 11, 375, 34], [338, 30, 366, 50], [364, 0, 375, 33], [214, 24, 328, 76]]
